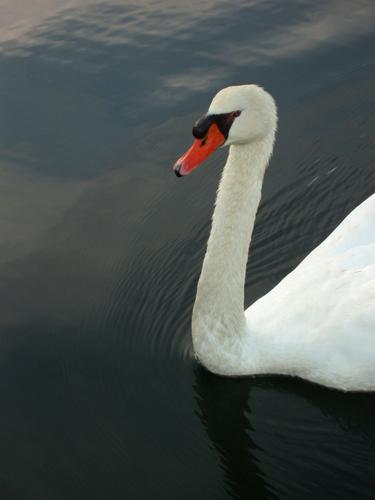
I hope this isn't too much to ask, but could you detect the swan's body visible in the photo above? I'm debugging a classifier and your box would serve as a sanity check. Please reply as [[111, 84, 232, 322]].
[[174, 84, 375, 391]]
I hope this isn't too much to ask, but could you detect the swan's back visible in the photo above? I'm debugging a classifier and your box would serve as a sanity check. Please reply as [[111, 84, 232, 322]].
[[246, 194, 375, 390], [305, 193, 375, 262]]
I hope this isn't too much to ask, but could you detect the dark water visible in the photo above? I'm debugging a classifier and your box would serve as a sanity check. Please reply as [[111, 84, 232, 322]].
[[0, 0, 374, 498]]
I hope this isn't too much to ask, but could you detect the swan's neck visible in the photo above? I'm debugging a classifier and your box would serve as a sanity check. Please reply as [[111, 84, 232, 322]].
[[192, 136, 274, 373]]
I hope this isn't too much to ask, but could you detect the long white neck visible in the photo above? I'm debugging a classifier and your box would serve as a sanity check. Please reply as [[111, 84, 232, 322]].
[[192, 135, 274, 373]]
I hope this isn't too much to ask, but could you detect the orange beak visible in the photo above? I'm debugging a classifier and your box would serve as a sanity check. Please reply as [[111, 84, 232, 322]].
[[173, 123, 225, 177]]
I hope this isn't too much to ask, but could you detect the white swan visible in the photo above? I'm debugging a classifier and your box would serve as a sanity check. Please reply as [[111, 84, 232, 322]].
[[173, 84, 375, 392]]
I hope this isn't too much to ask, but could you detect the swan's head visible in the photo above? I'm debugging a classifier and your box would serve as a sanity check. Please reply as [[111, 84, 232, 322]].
[[173, 84, 277, 177]]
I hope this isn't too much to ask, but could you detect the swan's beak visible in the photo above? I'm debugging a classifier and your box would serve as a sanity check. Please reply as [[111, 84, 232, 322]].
[[173, 123, 225, 177]]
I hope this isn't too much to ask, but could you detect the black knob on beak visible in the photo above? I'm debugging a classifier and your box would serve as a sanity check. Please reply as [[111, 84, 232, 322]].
[[192, 114, 214, 139]]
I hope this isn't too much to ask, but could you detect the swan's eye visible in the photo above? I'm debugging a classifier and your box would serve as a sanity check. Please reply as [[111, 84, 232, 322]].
[[192, 111, 240, 143]]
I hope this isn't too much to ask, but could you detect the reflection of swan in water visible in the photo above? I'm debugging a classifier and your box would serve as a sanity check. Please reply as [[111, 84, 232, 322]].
[[174, 84, 375, 391], [194, 367, 277, 500], [194, 368, 375, 499]]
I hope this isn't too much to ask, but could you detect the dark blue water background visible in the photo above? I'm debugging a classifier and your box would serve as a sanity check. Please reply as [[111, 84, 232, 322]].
[[0, 0, 374, 498]]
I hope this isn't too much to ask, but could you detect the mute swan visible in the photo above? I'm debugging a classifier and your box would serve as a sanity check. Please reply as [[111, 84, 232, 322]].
[[173, 84, 375, 392]]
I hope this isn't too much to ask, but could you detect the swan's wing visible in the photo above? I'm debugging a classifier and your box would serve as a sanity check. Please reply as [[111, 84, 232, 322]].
[[247, 243, 375, 339], [247, 193, 375, 323], [246, 195, 375, 389], [304, 193, 375, 262]]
